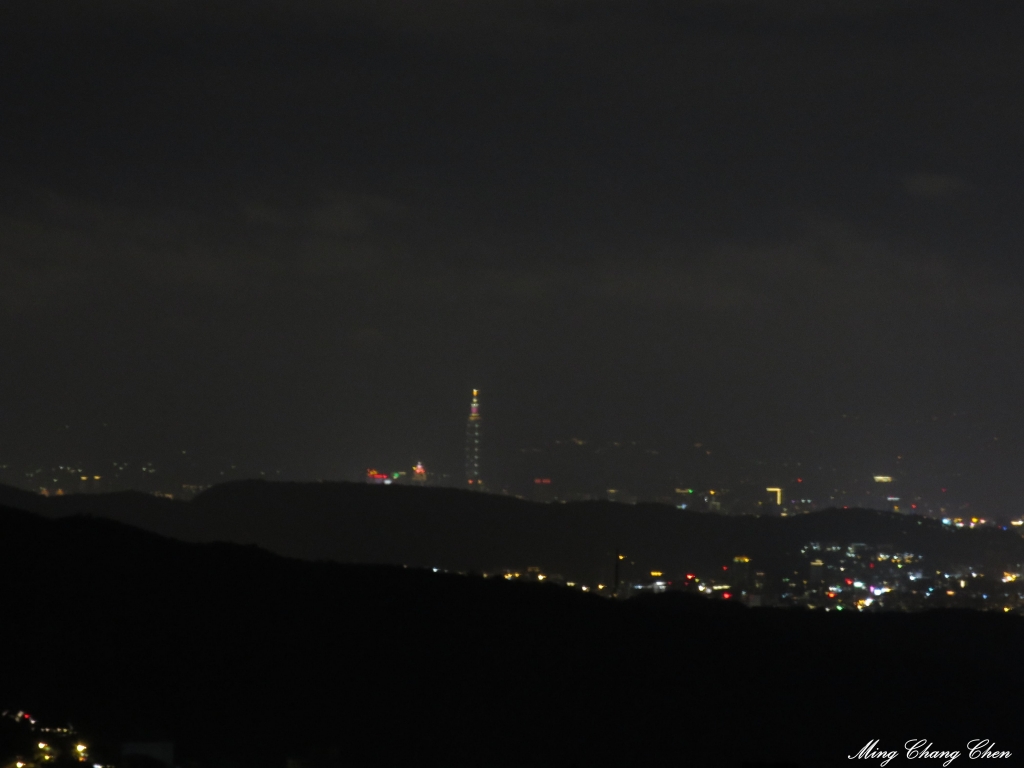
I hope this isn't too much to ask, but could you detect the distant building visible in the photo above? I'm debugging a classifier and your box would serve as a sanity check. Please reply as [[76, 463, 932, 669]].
[[366, 469, 390, 485], [465, 389, 482, 488], [809, 559, 826, 588], [731, 556, 752, 590]]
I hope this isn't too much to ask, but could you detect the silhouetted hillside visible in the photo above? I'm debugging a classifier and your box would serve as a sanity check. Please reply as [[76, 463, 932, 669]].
[[0, 482, 46, 511], [4, 480, 1022, 586], [2, 505, 1023, 767]]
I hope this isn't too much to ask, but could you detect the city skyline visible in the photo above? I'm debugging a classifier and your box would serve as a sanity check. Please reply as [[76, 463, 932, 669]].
[[3, 1, 1024, 518], [0, 381, 1005, 518], [0, 427, 999, 523]]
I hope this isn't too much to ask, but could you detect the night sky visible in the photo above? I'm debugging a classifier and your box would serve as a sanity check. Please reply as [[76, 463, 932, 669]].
[[2, 1, 1023, 510]]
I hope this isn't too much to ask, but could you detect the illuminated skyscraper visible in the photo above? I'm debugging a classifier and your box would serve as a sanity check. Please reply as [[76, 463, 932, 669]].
[[465, 388, 482, 488]]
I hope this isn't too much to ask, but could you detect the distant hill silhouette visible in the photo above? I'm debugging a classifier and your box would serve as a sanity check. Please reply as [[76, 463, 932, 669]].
[[1, 504, 1023, 767], [2, 480, 1022, 586]]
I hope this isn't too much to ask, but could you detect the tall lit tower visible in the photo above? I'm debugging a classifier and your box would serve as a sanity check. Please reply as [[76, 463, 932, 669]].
[[465, 388, 482, 488]]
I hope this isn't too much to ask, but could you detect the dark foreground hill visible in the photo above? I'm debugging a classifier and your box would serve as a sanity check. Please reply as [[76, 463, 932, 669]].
[[1, 505, 1023, 768], [3, 480, 1022, 586]]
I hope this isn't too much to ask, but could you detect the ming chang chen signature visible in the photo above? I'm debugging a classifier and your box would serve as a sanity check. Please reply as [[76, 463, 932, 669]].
[[849, 739, 1012, 766]]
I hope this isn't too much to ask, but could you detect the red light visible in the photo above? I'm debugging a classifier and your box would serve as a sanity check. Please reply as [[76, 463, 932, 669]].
[[686, 574, 695, 580], [911, 504, 917, 509], [827, 591, 836, 598], [722, 592, 731, 599], [845, 578, 853, 585], [722, 565, 728, 570], [869, 563, 874, 569], [797, 478, 802, 483]]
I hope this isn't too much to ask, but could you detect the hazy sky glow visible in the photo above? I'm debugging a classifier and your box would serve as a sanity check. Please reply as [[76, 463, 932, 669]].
[[2, 1, 1023, 508]]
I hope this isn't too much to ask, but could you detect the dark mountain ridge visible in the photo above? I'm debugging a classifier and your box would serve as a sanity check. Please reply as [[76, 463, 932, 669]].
[[2, 504, 1023, 767], [2, 480, 1020, 586]]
